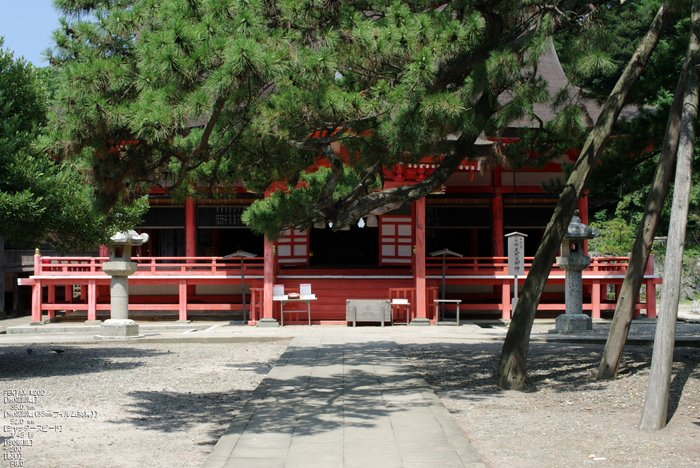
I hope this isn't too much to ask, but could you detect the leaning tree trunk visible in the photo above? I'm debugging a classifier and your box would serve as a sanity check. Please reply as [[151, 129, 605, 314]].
[[497, 3, 673, 390], [640, 0, 700, 432], [597, 29, 694, 382]]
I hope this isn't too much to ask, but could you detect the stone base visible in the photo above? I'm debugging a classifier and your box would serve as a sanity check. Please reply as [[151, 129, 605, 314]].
[[85, 320, 103, 324], [410, 317, 432, 326], [256, 318, 280, 328], [95, 319, 143, 340], [30, 321, 45, 326], [175, 320, 192, 324], [550, 314, 593, 334]]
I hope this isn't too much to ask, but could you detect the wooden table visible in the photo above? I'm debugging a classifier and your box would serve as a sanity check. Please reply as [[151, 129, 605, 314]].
[[274, 295, 316, 326], [434, 299, 462, 326]]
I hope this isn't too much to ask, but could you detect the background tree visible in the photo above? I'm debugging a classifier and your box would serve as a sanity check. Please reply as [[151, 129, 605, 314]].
[[0, 39, 146, 251], [497, 2, 673, 390]]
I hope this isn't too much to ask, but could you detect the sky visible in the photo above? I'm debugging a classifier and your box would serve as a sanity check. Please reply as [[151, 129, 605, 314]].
[[0, 0, 62, 67]]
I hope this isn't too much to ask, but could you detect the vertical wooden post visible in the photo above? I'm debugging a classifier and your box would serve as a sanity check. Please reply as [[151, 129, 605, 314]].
[[492, 192, 504, 256], [412, 198, 429, 325], [258, 236, 279, 326], [87, 280, 98, 322], [47, 285, 56, 321], [178, 279, 189, 322], [31, 282, 42, 323], [592, 279, 601, 319], [646, 254, 658, 319], [186, 197, 197, 258], [31, 249, 43, 324], [578, 192, 590, 255], [502, 283, 511, 320], [646, 279, 657, 318]]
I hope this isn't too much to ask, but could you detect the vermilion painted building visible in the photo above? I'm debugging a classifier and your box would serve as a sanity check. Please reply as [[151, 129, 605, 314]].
[[17, 44, 661, 325]]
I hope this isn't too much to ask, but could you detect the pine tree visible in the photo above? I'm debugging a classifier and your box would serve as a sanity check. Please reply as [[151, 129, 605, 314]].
[[46, 0, 622, 239]]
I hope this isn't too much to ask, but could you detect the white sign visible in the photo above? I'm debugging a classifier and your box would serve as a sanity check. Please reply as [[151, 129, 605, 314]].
[[507, 234, 526, 276]]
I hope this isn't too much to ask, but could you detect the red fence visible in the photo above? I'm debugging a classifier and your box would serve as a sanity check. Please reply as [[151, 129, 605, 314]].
[[19, 254, 660, 324]]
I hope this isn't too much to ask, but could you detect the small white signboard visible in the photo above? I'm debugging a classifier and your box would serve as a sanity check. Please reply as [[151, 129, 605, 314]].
[[506, 232, 527, 276]]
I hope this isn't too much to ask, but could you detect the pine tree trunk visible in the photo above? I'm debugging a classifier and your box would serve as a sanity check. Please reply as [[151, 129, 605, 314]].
[[597, 34, 694, 381], [497, 3, 673, 390], [639, 0, 700, 431]]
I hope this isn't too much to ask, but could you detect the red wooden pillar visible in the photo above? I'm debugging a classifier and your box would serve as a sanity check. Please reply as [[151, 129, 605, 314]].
[[186, 197, 197, 258], [47, 285, 56, 321], [646, 254, 657, 318], [258, 235, 279, 326], [31, 250, 43, 323], [87, 280, 98, 322], [178, 279, 189, 322], [492, 191, 504, 257], [185, 197, 197, 300], [501, 282, 511, 320], [578, 191, 590, 255], [591, 279, 601, 319], [412, 197, 430, 325], [99, 245, 109, 257]]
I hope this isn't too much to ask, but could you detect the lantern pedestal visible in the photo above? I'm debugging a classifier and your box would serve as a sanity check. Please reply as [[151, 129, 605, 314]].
[[550, 211, 599, 334], [95, 231, 149, 340]]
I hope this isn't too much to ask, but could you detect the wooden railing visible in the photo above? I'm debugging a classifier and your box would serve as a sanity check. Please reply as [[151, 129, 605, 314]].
[[388, 287, 439, 323], [21, 254, 659, 325], [425, 255, 648, 276], [37, 256, 265, 276]]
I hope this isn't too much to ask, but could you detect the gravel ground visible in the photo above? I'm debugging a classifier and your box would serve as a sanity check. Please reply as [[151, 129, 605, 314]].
[[0, 339, 290, 468], [2, 316, 699, 468], [399, 321, 700, 468]]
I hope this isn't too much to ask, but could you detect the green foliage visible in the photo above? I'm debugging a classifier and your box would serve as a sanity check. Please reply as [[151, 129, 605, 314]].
[[558, 1, 700, 256], [588, 210, 637, 256], [0, 39, 146, 250], [44, 1, 633, 238]]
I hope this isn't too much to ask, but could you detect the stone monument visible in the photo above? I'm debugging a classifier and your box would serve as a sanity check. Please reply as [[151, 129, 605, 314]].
[[96, 230, 149, 340], [551, 211, 600, 334]]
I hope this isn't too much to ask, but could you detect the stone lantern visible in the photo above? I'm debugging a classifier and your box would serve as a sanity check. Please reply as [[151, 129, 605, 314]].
[[96, 230, 149, 340], [552, 211, 600, 333]]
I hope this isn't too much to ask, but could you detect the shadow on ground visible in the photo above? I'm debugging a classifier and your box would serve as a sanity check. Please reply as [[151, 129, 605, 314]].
[[0, 345, 166, 377], [399, 341, 700, 415]]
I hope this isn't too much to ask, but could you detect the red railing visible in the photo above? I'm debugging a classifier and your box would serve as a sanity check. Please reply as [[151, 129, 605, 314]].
[[22, 254, 659, 324], [425, 256, 641, 276], [37, 256, 265, 276]]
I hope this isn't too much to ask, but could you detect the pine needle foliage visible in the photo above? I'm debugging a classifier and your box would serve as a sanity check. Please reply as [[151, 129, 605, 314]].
[[45, 0, 630, 239]]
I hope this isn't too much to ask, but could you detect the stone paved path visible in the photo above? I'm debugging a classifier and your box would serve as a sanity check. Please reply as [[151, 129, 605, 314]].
[[202, 332, 486, 468]]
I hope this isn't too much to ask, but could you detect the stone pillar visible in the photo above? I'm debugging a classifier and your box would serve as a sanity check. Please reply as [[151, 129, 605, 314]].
[[96, 231, 149, 340], [551, 211, 599, 334]]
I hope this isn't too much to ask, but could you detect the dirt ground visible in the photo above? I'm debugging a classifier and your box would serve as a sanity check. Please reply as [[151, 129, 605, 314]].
[[2, 321, 699, 467], [0, 340, 289, 468], [401, 334, 700, 468]]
